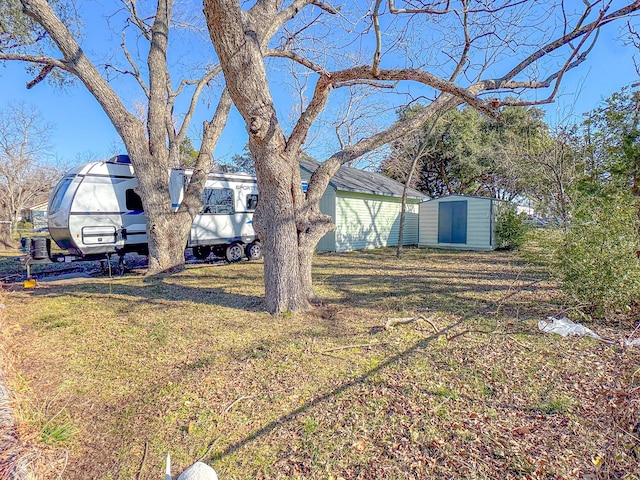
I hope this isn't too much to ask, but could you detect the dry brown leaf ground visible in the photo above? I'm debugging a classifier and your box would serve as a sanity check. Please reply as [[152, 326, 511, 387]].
[[0, 243, 638, 479]]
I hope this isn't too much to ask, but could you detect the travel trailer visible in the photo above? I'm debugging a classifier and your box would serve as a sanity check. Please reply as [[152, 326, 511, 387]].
[[43, 154, 261, 264]]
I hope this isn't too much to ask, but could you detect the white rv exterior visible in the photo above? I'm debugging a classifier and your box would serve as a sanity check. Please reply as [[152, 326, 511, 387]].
[[47, 155, 260, 261]]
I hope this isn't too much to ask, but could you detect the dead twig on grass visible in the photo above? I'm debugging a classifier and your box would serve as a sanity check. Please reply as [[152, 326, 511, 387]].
[[320, 343, 388, 354], [504, 335, 533, 351], [430, 397, 450, 414], [223, 395, 255, 414], [196, 438, 219, 463], [135, 441, 148, 480], [490, 273, 543, 316], [56, 450, 68, 480], [385, 313, 439, 332], [626, 320, 640, 344], [447, 329, 493, 342]]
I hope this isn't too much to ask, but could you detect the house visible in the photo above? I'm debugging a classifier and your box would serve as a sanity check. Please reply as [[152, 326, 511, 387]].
[[299, 157, 428, 252], [418, 194, 501, 251], [26, 201, 49, 230]]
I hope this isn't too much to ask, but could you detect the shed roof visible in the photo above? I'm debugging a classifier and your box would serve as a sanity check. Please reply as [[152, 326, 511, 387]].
[[299, 157, 427, 200]]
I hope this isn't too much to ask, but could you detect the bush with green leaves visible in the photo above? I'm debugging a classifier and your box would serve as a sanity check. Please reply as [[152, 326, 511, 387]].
[[16, 220, 33, 230], [554, 188, 640, 318], [495, 204, 529, 250]]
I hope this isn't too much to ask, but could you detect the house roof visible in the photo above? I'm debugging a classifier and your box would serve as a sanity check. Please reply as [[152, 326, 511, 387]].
[[421, 194, 504, 203], [299, 157, 428, 200], [27, 201, 49, 211]]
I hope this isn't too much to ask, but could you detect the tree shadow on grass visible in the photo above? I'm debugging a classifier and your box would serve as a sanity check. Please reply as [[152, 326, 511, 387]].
[[208, 318, 463, 462], [25, 275, 266, 311], [22, 246, 557, 320]]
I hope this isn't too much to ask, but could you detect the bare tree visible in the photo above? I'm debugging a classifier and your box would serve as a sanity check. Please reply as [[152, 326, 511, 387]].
[[513, 125, 584, 227], [627, 21, 640, 84], [0, 102, 59, 230], [203, 0, 640, 313], [0, 0, 231, 274], [385, 121, 440, 259]]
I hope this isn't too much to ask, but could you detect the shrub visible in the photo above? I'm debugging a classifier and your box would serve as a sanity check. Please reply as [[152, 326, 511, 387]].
[[495, 204, 529, 250], [16, 220, 33, 230], [553, 188, 640, 318]]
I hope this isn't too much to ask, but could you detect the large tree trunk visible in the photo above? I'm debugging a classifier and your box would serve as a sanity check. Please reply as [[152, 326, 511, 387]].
[[251, 151, 309, 312], [135, 168, 192, 274], [204, 0, 322, 313], [122, 133, 193, 275], [297, 205, 334, 304], [250, 150, 334, 313]]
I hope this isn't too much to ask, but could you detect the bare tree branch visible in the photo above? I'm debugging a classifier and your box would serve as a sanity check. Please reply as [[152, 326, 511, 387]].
[[499, 1, 637, 85], [124, 0, 152, 41], [147, 0, 172, 164], [118, 29, 149, 97], [372, 0, 383, 76], [172, 65, 223, 142], [263, 0, 338, 49], [25, 63, 53, 88], [265, 48, 328, 75], [387, 0, 532, 15], [179, 88, 232, 217], [0, 53, 64, 68], [448, 0, 471, 81], [286, 74, 332, 154]]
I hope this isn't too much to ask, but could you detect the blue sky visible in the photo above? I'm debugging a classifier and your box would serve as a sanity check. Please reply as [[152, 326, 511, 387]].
[[1, 61, 253, 165], [1, 2, 639, 168]]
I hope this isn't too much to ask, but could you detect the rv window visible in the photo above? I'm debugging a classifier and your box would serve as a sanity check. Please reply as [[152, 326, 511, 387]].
[[125, 189, 144, 211], [202, 188, 234, 214], [49, 176, 73, 214], [246, 194, 258, 211]]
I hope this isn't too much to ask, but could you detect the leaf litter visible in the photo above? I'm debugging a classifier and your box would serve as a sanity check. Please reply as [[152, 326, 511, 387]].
[[0, 246, 638, 479]]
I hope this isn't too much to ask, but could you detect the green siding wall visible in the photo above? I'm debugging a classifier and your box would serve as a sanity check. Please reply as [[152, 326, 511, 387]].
[[316, 188, 337, 252], [334, 192, 419, 252], [299, 167, 422, 252], [419, 196, 495, 251]]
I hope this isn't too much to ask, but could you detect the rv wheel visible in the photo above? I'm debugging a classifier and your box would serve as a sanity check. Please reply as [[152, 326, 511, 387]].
[[246, 241, 262, 260], [226, 242, 245, 263], [193, 245, 211, 260]]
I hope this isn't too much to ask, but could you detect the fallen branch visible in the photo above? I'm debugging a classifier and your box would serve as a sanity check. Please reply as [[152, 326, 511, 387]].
[[320, 342, 388, 353], [196, 438, 219, 463], [57, 450, 68, 480], [385, 317, 416, 328], [490, 277, 543, 316], [447, 328, 495, 342], [135, 441, 148, 480], [626, 320, 640, 344], [430, 397, 450, 414], [385, 313, 438, 332], [223, 395, 255, 414]]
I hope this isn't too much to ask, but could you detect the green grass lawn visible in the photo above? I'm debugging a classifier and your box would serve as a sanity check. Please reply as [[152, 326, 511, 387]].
[[0, 243, 638, 479]]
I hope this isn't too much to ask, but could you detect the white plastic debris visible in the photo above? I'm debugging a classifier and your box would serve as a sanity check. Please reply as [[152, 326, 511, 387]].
[[625, 337, 640, 347], [166, 454, 219, 480], [538, 316, 603, 340], [625, 322, 640, 347], [177, 462, 219, 480]]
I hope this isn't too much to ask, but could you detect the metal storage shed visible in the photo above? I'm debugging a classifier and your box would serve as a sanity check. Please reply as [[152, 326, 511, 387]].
[[300, 158, 428, 252], [418, 194, 499, 251]]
